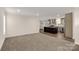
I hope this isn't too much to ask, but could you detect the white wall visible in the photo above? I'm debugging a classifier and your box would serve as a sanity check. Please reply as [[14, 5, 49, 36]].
[[0, 8, 5, 50], [73, 8, 79, 45], [6, 13, 40, 37], [40, 20, 49, 29]]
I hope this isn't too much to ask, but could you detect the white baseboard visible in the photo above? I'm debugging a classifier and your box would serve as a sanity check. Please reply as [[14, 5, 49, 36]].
[[0, 35, 5, 50], [75, 40, 79, 45], [5, 32, 39, 38]]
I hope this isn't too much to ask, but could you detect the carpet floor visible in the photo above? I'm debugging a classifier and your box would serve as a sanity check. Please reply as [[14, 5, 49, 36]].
[[1, 33, 76, 51]]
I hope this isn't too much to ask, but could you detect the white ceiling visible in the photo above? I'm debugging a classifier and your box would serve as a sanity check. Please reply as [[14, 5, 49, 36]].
[[5, 7, 74, 18]]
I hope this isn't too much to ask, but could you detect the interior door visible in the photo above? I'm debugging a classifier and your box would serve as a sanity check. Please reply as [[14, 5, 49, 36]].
[[65, 13, 73, 38], [0, 9, 4, 49]]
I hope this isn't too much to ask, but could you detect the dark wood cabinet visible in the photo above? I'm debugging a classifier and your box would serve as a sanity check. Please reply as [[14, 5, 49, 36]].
[[44, 27, 58, 34]]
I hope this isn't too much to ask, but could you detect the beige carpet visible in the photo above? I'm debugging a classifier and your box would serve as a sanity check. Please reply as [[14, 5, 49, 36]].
[[1, 33, 75, 51]]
